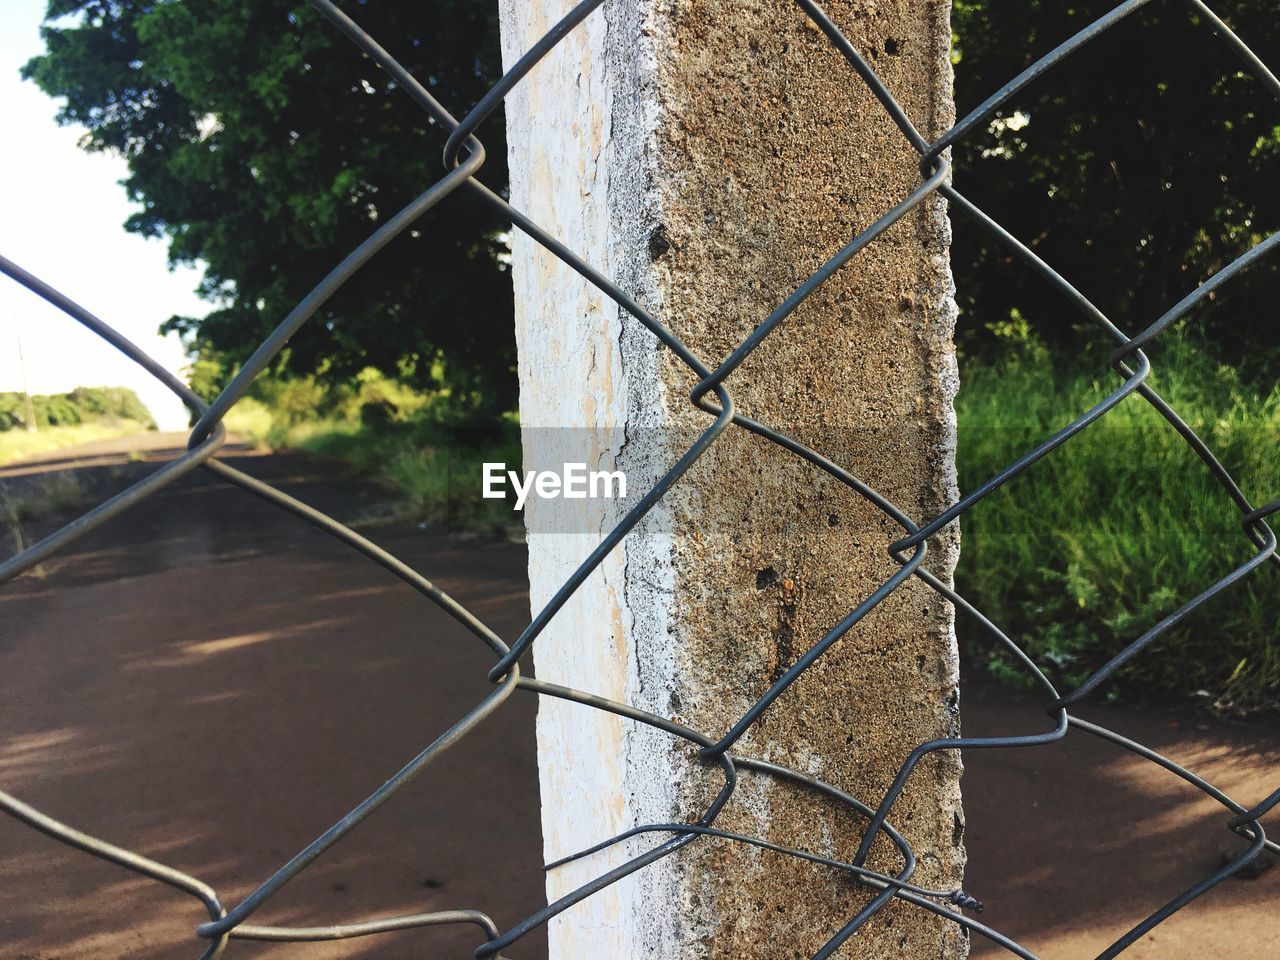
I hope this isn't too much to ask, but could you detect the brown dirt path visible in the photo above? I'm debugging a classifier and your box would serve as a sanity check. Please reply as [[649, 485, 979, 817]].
[[1, 437, 547, 960], [0, 437, 1276, 959], [961, 686, 1279, 959]]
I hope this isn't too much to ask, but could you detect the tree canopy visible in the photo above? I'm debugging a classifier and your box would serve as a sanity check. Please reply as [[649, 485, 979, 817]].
[[23, 0, 1280, 411], [950, 0, 1280, 376], [24, 0, 514, 414]]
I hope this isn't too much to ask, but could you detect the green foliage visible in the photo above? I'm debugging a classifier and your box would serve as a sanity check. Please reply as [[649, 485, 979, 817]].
[[302, 419, 521, 532], [196, 350, 449, 443], [1, 471, 88, 524], [0, 386, 154, 432], [302, 424, 521, 532], [30, 0, 1279, 412], [25, 0, 515, 416], [955, 339, 1280, 712], [951, 0, 1280, 379], [24, 2, 1280, 697], [949, 1, 1280, 710], [222, 367, 520, 531], [0, 421, 153, 467]]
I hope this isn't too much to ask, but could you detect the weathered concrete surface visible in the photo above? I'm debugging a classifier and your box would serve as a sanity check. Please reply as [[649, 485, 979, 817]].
[[501, 0, 963, 956]]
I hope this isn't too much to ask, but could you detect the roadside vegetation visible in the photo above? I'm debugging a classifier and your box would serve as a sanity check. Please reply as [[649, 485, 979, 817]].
[[944, 0, 1280, 712], [0, 421, 152, 467], [1, 470, 89, 524], [209, 363, 520, 532], [955, 337, 1280, 713], [0, 386, 155, 467], [25, 0, 1279, 709]]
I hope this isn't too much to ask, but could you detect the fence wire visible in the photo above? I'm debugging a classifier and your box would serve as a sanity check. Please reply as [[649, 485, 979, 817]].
[[2, 0, 1278, 957]]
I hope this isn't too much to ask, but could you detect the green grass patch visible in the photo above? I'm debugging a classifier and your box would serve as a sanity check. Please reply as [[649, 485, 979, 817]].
[[1, 470, 102, 579], [955, 341, 1280, 713], [0, 471, 89, 524], [220, 397, 278, 447], [217, 372, 522, 533], [293, 420, 521, 533], [0, 420, 152, 467]]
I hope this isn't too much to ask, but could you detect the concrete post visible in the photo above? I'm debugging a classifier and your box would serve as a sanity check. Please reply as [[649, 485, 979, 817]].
[[500, 1, 963, 957]]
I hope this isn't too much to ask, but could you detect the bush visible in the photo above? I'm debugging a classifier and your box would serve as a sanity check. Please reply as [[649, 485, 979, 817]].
[[955, 339, 1280, 713], [0, 386, 155, 432], [221, 397, 277, 447], [211, 365, 521, 532]]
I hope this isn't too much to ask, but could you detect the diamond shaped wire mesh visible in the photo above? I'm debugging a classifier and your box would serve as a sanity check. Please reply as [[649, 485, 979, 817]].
[[1, 0, 1278, 957]]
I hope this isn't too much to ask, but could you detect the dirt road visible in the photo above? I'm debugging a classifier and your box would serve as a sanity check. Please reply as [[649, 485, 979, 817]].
[[1, 437, 546, 960], [1, 437, 1276, 959]]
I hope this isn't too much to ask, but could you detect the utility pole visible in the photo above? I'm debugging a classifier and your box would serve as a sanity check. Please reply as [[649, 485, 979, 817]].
[[16, 331, 37, 432]]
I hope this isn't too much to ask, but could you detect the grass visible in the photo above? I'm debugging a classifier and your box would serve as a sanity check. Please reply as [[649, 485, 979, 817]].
[[954, 340, 1280, 713], [1, 470, 99, 580], [0, 420, 152, 467], [225, 396, 523, 533], [217, 349, 1279, 710], [220, 397, 277, 447], [208, 368, 527, 530], [305, 424, 522, 532], [1, 471, 89, 524]]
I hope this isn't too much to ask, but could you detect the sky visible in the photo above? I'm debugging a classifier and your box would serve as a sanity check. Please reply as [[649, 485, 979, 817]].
[[0, 0, 208, 431]]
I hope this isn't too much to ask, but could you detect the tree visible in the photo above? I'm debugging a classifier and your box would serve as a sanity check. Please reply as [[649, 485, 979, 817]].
[[24, 0, 515, 416], [950, 0, 1279, 377], [0, 386, 155, 431], [26, 1, 1278, 413]]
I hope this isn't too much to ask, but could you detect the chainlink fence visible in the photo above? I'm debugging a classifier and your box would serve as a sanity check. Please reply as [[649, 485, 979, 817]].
[[2, 0, 1278, 957]]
